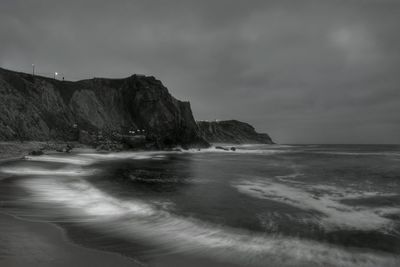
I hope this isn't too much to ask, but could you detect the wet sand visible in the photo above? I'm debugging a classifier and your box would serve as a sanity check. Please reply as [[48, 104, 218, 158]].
[[0, 213, 142, 267]]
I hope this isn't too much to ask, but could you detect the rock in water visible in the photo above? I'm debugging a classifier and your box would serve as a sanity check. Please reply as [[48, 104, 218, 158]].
[[197, 120, 274, 144], [0, 67, 209, 148], [29, 150, 44, 156]]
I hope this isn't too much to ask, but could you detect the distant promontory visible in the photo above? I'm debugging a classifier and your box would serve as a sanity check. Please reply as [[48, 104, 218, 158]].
[[197, 120, 273, 144]]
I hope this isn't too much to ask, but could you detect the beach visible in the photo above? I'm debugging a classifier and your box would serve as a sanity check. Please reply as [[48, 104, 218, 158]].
[[0, 142, 142, 267], [0, 212, 141, 267]]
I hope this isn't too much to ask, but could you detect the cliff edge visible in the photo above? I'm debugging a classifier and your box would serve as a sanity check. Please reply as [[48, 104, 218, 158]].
[[0, 67, 208, 149]]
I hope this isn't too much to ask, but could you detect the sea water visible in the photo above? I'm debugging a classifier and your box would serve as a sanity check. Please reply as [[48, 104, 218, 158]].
[[0, 145, 399, 266]]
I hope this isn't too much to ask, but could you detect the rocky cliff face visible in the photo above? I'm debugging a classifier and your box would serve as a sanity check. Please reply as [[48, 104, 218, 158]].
[[0, 67, 208, 148], [197, 120, 273, 144]]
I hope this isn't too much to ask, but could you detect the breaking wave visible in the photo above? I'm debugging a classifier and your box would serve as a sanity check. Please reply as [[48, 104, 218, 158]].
[[22, 151, 167, 167], [24, 154, 96, 165], [233, 178, 400, 232], [0, 166, 95, 176]]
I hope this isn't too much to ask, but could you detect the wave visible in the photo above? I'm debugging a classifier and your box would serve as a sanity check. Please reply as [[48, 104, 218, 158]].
[[21, 178, 154, 218], [22, 151, 168, 169], [78, 151, 166, 160], [184, 147, 289, 155], [0, 166, 95, 176], [311, 151, 400, 157], [24, 154, 96, 165], [21, 147, 289, 167], [233, 179, 399, 232], [18, 177, 400, 267]]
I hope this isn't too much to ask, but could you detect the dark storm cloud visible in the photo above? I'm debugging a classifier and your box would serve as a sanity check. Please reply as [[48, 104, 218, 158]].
[[1, 0, 400, 143]]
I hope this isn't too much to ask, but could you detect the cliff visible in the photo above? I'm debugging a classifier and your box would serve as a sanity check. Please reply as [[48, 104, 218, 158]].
[[0, 67, 208, 148], [197, 120, 274, 144]]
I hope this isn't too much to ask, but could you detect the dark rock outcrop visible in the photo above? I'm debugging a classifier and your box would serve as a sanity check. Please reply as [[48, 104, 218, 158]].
[[29, 150, 44, 156], [0, 67, 209, 148], [197, 120, 274, 144]]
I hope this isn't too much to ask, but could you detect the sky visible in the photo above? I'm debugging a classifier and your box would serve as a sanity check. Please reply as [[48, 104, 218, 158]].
[[1, 0, 399, 144]]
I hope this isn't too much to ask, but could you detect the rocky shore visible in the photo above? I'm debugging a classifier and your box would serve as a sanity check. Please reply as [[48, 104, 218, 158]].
[[0, 141, 91, 162]]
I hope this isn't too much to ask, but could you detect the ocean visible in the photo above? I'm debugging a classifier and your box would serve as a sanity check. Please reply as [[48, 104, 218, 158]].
[[0, 144, 399, 266]]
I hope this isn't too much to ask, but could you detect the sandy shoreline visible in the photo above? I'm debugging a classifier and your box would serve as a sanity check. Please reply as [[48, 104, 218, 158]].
[[0, 142, 142, 266], [0, 212, 142, 267], [0, 144, 236, 267]]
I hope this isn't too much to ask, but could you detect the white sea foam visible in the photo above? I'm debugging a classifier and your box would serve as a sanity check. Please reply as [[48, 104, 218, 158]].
[[78, 151, 163, 160], [22, 147, 288, 164], [0, 166, 94, 176], [184, 147, 286, 155], [19, 177, 400, 267], [312, 151, 400, 157], [21, 178, 154, 218], [233, 179, 398, 232], [276, 172, 303, 181], [24, 155, 96, 165], [309, 184, 398, 200], [24, 151, 168, 167]]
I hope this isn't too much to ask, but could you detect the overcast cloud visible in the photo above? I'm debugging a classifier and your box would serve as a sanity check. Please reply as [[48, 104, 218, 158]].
[[1, 0, 399, 143]]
